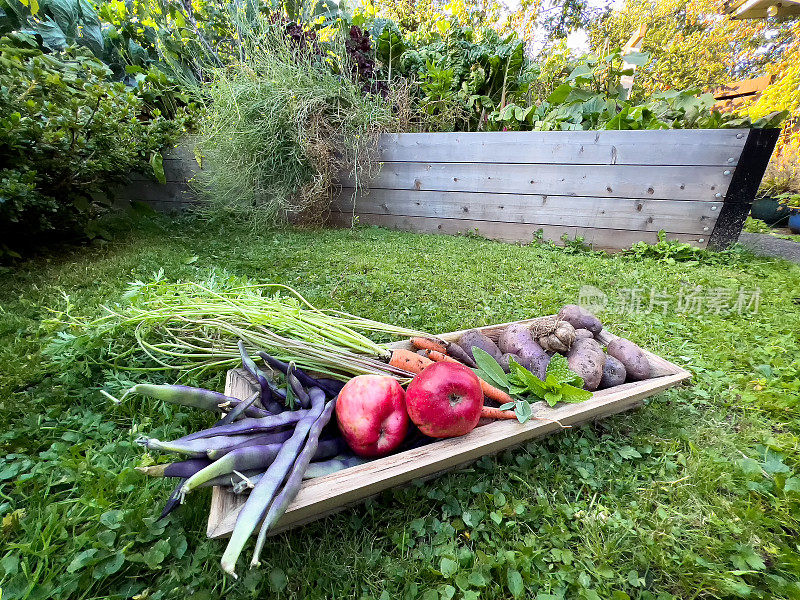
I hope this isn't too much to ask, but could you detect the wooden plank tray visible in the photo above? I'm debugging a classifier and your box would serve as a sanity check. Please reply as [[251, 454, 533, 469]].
[[206, 318, 691, 538]]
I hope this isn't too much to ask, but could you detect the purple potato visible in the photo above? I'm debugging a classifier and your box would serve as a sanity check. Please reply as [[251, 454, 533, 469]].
[[599, 355, 627, 389], [558, 305, 603, 335], [606, 338, 651, 381], [566, 338, 605, 391]]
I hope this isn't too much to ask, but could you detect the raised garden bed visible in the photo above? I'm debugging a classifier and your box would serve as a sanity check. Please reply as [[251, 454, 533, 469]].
[[206, 317, 691, 538], [330, 128, 779, 250]]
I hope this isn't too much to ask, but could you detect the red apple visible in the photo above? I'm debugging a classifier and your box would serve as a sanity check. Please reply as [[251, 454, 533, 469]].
[[335, 375, 409, 457], [405, 362, 483, 438]]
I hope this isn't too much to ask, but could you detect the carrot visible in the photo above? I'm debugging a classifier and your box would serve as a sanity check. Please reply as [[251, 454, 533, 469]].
[[410, 337, 448, 354], [424, 349, 460, 364], [425, 350, 513, 405], [389, 349, 433, 374], [480, 406, 518, 420]]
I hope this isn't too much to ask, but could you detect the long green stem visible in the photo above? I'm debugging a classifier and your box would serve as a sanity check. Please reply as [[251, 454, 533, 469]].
[[66, 276, 426, 381]]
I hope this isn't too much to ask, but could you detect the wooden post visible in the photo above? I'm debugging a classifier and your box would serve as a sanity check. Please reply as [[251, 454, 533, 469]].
[[620, 25, 647, 99], [707, 128, 781, 249]]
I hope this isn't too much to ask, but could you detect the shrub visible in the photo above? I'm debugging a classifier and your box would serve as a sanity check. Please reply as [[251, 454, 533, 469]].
[[0, 35, 185, 257]]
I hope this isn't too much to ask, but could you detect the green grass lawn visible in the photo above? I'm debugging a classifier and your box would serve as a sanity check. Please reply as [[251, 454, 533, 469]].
[[2, 215, 800, 600]]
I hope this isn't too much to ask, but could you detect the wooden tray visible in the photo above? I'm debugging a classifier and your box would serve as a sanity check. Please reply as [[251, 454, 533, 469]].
[[206, 318, 691, 538]]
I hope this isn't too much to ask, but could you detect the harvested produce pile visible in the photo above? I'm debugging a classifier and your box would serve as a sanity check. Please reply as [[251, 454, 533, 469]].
[[125, 293, 659, 576], [396, 305, 656, 422]]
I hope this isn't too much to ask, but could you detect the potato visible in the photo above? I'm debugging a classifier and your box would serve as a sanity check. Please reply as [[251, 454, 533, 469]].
[[498, 324, 550, 379], [558, 304, 603, 335], [574, 328, 594, 340], [497, 353, 516, 373], [606, 338, 651, 381], [458, 329, 503, 363], [599, 355, 626, 389], [497, 323, 538, 355], [516, 351, 550, 380], [571, 337, 604, 357], [566, 338, 605, 391]]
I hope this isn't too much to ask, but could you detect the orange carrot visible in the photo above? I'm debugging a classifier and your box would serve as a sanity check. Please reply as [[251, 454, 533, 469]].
[[410, 337, 448, 354], [425, 350, 460, 364], [426, 350, 513, 405], [480, 406, 518, 420], [389, 349, 433, 374]]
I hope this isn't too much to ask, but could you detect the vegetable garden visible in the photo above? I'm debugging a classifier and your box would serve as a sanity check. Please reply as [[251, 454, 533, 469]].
[[2, 0, 800, 598]]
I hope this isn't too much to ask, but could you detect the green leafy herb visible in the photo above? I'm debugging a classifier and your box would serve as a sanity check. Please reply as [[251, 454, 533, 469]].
[[471, 347, 509, 390], [509, 355, 592, 407], [473, 349, 590, 421]]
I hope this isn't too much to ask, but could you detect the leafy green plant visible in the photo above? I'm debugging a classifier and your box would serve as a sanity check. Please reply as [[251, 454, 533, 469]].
[[486, 47, 788, 132], [0, 0, 104, 54], [627, 233, 706, 262], [743, 216, 772, 234], [0, 36, 185, 257], [777, 192, 800, 210], [195, 18, 394, 224], [506, 354, 592, 407], [472, 348, 591, 423]]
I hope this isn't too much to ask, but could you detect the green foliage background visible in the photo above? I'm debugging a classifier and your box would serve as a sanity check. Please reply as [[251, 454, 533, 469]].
[[0, 36, 186, 256]]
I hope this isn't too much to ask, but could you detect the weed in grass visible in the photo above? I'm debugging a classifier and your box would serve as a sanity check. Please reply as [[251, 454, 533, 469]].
[[1, 215, 800, 598]]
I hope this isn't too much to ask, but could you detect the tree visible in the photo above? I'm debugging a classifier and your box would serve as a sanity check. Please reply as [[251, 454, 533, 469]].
[[587, 0, 792, 100]]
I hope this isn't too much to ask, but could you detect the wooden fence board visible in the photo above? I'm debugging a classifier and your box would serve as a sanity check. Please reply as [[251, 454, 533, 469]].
[[340, 163, 733, 202], [335, 189, 719, 235], [328, 212, 710, 249], [376, 130, 747, 166], [112, 181, 197, 207]]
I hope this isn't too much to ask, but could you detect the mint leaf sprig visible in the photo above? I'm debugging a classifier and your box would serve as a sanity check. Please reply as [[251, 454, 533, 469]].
[[470, 347, 592, 423], [509, 354, 592, 407]]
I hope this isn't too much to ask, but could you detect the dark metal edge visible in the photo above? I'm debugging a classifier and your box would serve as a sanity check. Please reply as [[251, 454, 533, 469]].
[[708, 128, 781, 249]]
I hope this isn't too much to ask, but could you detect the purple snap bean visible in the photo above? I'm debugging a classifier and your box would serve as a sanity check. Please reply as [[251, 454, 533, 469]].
[[137, 433, 273, 457], [303, 454, 367, 479], [250, 396, 337, 566], [258, 351, 341, 397], [180, 443, 284, 496], [173, 410, 307, 443], [216, 391, 259, 426], [206, 430, 294, 460], [128, 384, 271, 418], [238, 341, 284, 413], [220, 387, 327, 577]]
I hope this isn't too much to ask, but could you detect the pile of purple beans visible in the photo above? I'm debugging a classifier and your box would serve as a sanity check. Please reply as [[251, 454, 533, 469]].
[[130, 341, 362, 577]]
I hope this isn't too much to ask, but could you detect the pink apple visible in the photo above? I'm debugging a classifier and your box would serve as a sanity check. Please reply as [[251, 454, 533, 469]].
[[335, 375, 409, 457], [405, 362, 483, 438]]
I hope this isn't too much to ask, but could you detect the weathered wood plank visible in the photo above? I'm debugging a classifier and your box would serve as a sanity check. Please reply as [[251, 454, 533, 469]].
[[207, 319, 691, 539], [328, 212, 710, 250], [713, 75, 771, 99], [112, 181, 198, 207], [126, 159, 200, 184], [335, 189, 720, 235], [376, 130, 747, 166], [341, 163, 733, 202]]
